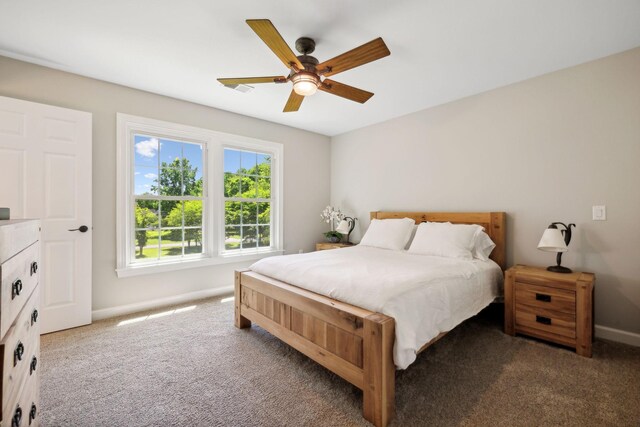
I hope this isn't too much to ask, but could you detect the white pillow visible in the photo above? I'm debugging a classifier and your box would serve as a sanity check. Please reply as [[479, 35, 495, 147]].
[[408, 222, 483, 260], [473, 231, 496, 261], [359, 218, 416, 251]]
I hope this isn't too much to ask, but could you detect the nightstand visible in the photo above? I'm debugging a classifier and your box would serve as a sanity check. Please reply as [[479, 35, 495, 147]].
[[315, 242, 354, 251], [504, 265, 595, 357]]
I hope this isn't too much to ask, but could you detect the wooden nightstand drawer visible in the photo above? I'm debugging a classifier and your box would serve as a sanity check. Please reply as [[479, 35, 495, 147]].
[[514, 282, 575, 315], [515, 304, 576, 339], [315, 242, 354, 251]]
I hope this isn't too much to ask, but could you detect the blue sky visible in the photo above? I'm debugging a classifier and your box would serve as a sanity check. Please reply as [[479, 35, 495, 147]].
[[224, 149, 270, 174], [134, 135, 203, 195], [133, 136, 270, 195]]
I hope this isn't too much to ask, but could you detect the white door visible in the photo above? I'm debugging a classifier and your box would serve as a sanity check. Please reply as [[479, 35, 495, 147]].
[[0, 95, 92, 334]]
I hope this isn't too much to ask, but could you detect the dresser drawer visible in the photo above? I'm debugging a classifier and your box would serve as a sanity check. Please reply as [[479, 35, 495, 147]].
[[0, 243, 39, 339], [1, 287, 40, 422], [514, 281, 575, 315], [1, 369, 39, 427], [0, 222, 39, 266], [515, 304, 576, 340]]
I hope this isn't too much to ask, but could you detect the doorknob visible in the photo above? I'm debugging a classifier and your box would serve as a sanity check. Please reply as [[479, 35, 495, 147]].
[[68, 225, 89, 232]]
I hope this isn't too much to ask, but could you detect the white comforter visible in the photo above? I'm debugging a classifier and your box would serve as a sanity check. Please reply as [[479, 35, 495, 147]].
[[250, 246, 502, 369]]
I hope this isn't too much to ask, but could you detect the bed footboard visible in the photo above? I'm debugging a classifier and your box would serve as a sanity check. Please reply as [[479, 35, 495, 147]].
[[235, 269, 395, 427]]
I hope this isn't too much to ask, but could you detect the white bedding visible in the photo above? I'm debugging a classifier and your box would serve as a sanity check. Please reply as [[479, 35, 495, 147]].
[[250, 245, 502, 369]]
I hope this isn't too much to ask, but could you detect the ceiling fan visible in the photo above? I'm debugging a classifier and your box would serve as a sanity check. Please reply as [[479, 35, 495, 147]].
[[218, 19, 391, 112]]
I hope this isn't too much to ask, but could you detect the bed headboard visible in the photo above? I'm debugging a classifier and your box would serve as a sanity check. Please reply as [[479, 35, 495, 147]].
[[370, 211, 507, 270]]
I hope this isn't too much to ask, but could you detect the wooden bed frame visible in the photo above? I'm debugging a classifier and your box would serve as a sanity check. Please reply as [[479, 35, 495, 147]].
[[234, 212, 506, 427]]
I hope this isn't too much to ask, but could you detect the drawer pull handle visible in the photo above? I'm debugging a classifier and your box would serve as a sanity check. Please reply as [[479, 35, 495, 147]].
[[12, 279, 23, 299], [12, 406, 22, 427], [31, 309, 39, 325], [535, 293, 551, 302], [536, 315, 552, 325], [30, 261, 38, 276], [30, 356, 38, 375], [14, 341, 24, 366], [29, 403, 37, 425]]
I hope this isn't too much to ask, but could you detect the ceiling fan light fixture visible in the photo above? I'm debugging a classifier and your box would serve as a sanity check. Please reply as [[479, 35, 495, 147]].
[[221, 20, 391, 112], [291, 72, 320, 96]]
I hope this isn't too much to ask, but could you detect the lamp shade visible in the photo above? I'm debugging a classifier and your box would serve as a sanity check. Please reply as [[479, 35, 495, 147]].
[[336, 220, 350, 235], [537, 228, 568, 252]]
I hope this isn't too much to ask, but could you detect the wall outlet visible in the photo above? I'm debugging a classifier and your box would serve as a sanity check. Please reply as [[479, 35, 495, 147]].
[[592, 205, 606, 221]]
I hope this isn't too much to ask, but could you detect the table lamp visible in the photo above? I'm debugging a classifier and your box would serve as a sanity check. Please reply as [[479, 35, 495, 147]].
[[336, 217, 357, 244], [537, 222, 575, 273]]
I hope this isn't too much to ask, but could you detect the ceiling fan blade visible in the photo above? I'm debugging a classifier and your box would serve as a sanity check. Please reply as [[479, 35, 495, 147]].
[[317, 37, 390, 77], [246, 19, 303, 70], [283, 90, 304, 112], [319, 79, 374, 103], [218, 76, 287, 85]]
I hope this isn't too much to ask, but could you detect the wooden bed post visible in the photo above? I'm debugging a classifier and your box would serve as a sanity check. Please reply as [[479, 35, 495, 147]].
[[363, 313, 395, 427], [234, 270, 251, 329]]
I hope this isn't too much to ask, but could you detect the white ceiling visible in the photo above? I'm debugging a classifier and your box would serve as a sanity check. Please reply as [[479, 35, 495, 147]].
[[1, 1, 640, 136]]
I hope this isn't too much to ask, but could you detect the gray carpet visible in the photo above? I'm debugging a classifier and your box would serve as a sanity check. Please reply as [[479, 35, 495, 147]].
[[41, 296, 640, 426]]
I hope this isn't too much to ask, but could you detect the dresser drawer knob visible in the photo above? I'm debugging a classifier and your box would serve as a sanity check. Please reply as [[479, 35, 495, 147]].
[[536, 315, 552, 325], [11, 405, 22, 427], [31, 309, 39, 325], [30, 356, 38, 375], [535, 293, 551, 303], [14, 341, 24, 366], [30, 261, 38, 276], [12, 279, 23, 299], [29, 403, 37, 425]]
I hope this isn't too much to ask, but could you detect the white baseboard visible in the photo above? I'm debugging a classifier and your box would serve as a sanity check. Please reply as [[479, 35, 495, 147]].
[[595, 324, 640, 347], [92, 286, 234, 321]]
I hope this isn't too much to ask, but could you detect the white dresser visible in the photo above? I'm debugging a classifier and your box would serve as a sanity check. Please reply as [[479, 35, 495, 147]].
[[0, 220, 40, 427]]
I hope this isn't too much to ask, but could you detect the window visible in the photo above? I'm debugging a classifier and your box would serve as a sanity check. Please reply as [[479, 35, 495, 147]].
[[133, 135, 205, 261], [116, 114, 283, 277], [223, 149, 273, 252]]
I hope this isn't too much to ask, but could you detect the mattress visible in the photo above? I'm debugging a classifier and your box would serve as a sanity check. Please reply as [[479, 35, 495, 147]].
[[250, 245, 502, 369]]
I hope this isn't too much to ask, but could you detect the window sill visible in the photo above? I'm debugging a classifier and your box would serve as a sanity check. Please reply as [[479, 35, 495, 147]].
[[116, 249, 284, 278]]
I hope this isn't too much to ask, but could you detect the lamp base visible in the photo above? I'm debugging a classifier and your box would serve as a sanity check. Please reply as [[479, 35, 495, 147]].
[[547, 265, 572, 274]]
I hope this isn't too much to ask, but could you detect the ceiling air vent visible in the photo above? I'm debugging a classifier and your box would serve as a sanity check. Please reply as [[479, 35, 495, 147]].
[[223, 83, 254, 93]]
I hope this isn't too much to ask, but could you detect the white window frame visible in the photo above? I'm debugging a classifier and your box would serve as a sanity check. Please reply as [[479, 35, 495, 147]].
[[116, 114, 284, 278]]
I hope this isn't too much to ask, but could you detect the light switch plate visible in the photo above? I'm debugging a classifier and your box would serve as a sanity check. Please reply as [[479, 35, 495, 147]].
[[592, 205, 606, 221]]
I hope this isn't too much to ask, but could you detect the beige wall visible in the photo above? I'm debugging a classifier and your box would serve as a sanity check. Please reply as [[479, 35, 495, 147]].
[[331, 48, 640, 335], [0, 56, 331, 312]]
